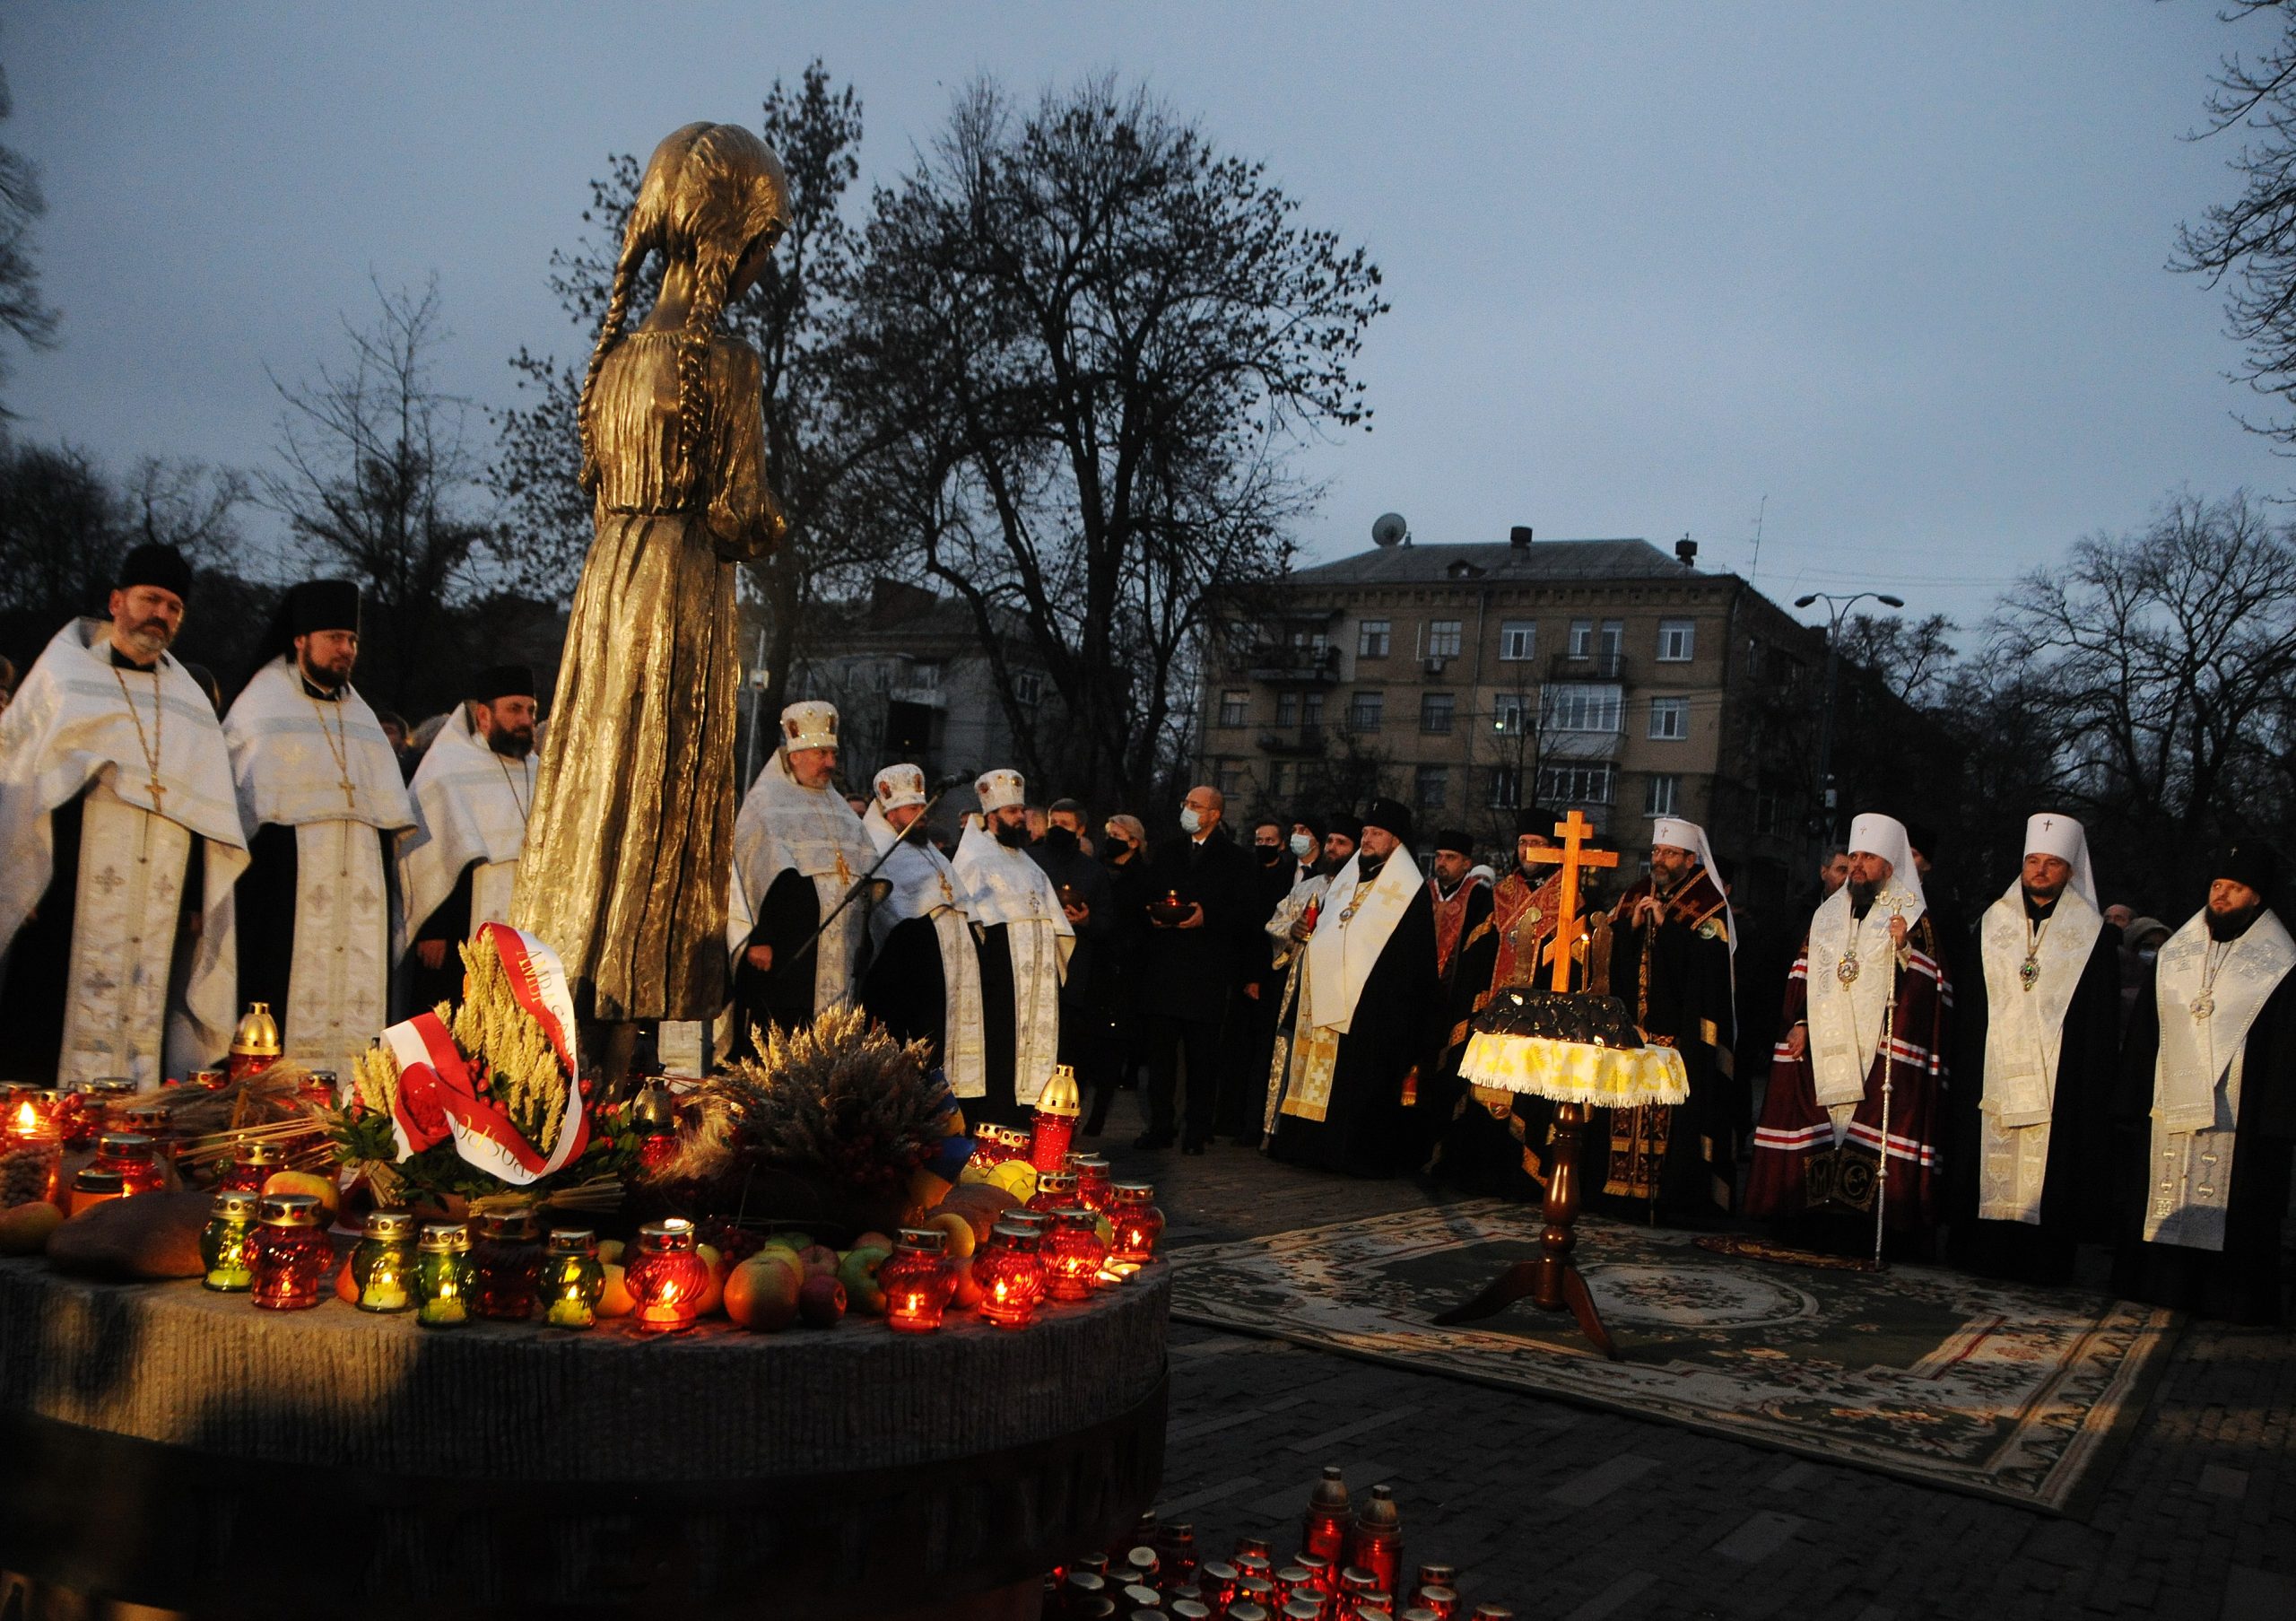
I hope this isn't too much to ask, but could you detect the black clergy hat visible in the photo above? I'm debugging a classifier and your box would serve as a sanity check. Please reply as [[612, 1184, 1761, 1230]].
[[474, 663, 535, 702], [2212, 840, 2282, 899], [286, 580, 361, 637], [1290, 807, 1327, 846], [1325, 808, 1361, 846], [1901, 817, 1940, 861], [1432, 827, 1474, 858], [1361, 797, 1416, 849], [1515, 805, 1560, 839], [116, 542, 193, 605]]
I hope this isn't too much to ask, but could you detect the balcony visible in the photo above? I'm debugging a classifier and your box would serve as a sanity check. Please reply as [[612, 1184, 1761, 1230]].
[[1257, 725, 1327, 757], [1246, 644, 1343, 684], [1549, 651, 1630, 683]]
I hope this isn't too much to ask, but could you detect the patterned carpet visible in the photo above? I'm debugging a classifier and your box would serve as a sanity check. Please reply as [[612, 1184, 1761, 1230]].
[[1166, 1200, 2179, 1515]]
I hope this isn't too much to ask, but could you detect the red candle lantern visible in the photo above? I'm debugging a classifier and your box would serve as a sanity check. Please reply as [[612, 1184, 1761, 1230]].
[[1030, 1064, 1081, 1173], [1345, 1485, 1404, 1602], [1229, 1602, 1273, 1621], [1292, 1552, 1333, 1595], [970, 1216, 1047, 1329], [1043, 1207, 1108, 1301], [880, 1226, 957, 1332], [1413, 1588, 1460, 1620], [631, 1082, 682, 1176], [81, 1077, 139, 1145], [1301, 1465, 1351, 1571], [1272, 1567, 1318, 1612], [248, 1192, 331, 1310], [222, 1141, 286, 1195], [625, 1217, 710, 1332], [1340, 1566, 1379, 1608], [470, 1207, 544, 1320], [0, 1100, 64, 1211], [227, 1002, 282, 1083], [92, 1133, 167, 1197], [1197, 1561, 1241, 1613], [1066, 1152, 1113, 1213], [1109, 1181, 1164, 1265], [1026, 1167, 1081, 1216]]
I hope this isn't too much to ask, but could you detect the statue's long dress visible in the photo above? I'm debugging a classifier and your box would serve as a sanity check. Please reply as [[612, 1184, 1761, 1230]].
[[511, 331, 779, 1022]]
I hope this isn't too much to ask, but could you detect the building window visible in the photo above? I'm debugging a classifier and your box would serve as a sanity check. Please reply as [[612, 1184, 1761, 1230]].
[[1500, 620, 1536, 662], [1543, 682, 1622, 734], [1538, 763, 1614, 805], [1348, 691, 1385, 732], [1276, 690, 1300, 728], [1268, 761, 1292, 799], [1487, 765, 1523, 808], [1358, 619, 1391, 658], [1648, 696, 1689, 740], [1218, 689, 1249, 728], [1645, 773, 1680, 817], [1012, 669, 1043, 705], [1492, 693, 1532, 736], [1302, 691, 1326, 727], [1215, 758, 1245, 795], [910, 660, 943, 692], [1657, 619, 1694, 662], [1427, 620, 1462, 659], [1414, 764, 1448, 810], [1757, 785, 1788, 836], [1568, 619, 1594, 659], [1420, 692, 1455, 734]]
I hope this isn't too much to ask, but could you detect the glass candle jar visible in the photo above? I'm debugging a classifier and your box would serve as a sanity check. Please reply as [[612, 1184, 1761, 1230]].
[[971, 1216, 1047, 1329], [881, 1226, 956, 1332], [1292, 1552, 1333, 1595], [416, 1223, 473, 1326], [1170, 1602, 1212, 1621], [470, 1207, 544, 1321], [1027, 1167, 1082, 1215], [542, 1229, 605, 1328], [631, 1083, 682, 1177], [1197, 1561, 1241, 1613], [1412, 1590, 1459, 1620], [222, 1141, 287, 1195], [248, 1193, 330, 1310], [1067, 1152, 1113, 1213], [1282, 1601, 1326, 1621], [625, 1217, 709, 1332], [92, 1133, 167, 1197], [1044, 1207, 1109, 1301], [1030, 1063, 1081, 1172], [1409, 1568, 1457, 1609], [1226, 1607, 1270, 1621], [81, 1077, 139, 1144], [200, 1190, 261, 1291], [67, 1167, 125, 1216], [1235, 1575, 1278, 1614], [351, 1210, 418, 1312], [1345, 1486, 1403, 1602], [1468, 1608, 1515, 1621], [1109, 1182, 1164, 1265], [300, 1069, 340, 1110], [0, 1103, 63, 1211]]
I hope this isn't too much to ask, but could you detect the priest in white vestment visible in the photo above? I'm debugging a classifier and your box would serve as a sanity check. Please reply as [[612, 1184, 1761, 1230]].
[[397, 664, 539, 1013], [952, 768, 1071, 1126], [726, 701, 876, 1053], [857, 763, 987, 1100], [224, 580, 414, 1081], [0, 545, 248, 1085], [1945, 813, 2119, 1284]]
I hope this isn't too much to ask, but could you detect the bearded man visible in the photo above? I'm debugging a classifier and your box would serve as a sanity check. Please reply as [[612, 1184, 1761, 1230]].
[[857, 763, 986, 1100], [2112, 843, 2295, 1323], [397, 665, 540, 1013], [0, 545, 247, 1084], [953, 769, 1071, 1126], [225, 580, 413, 1080]]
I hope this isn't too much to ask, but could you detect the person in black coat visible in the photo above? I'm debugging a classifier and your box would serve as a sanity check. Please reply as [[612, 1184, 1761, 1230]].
[[1135, 785, 1261, 1152], [1031, 797, 1119, 1129]]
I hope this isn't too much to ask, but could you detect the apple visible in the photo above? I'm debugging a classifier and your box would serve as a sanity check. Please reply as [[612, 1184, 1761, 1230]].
[[838, 1246, 891, 1316], [597, 1261, 635, 1318], [695, 1242, 727, 1315], [775, 1231, 814, 1252], [926, 1211, 977, 1260], [725, 1255, 801, 1330], [852, 1230, 895, 1254], [752, 1243, 804, 1286], [0, 1201, 63, 1255], [796, 1243, 840, 1278], [335, 1255, 359, 1304], [798, 1273, 847, 1327], [596, 1238, 625, 1268], [946, 1253, 985, 1309], [261, 1169, 341, 1222]]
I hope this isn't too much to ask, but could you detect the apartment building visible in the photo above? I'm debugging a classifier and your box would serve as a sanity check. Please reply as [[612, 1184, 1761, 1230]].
[[1197, 528, 1822, 902]]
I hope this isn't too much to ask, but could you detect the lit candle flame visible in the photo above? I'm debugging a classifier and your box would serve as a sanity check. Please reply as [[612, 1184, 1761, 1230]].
[[11, 1101, 36, 1134]]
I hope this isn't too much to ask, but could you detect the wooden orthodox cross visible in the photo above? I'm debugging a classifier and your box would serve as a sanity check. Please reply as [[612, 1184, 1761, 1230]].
[[1523, 809, 1618, 993]]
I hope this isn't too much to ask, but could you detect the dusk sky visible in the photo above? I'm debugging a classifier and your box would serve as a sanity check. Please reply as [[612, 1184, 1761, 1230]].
[[4, 2, 2289, 633]]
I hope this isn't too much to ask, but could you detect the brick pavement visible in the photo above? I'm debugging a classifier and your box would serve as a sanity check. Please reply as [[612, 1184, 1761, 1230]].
[[1081, 1101, 2296, 1621]]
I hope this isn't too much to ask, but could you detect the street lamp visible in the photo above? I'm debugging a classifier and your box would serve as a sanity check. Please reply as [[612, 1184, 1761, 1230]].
[[1793, 590, 1904, 850]]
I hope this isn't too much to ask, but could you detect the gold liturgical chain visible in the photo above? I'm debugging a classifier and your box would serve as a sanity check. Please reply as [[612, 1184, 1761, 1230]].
[[111, 663, 166, 808], [308, 690, 358, 809]]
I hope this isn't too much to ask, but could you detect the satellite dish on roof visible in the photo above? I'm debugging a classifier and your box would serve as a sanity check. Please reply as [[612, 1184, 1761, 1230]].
[[1371, 511, 1409, 547]]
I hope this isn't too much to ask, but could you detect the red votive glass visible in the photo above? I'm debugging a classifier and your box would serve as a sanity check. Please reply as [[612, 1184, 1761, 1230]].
[[1340, 1567, 1379, 1606], [1109, 1181, 1164, 1265], [80, 1077, 138, 1144], [631, 1082, 681, 1176], [1236, 1575, 1278, 1613], [1409, 1567, 1457, 1610], [1228, 1604, 1271, 1621], [1283, 1600, 1326, 1621], [1345, 1486, 1403, 1602], [1159, 1520, 1198, 1587], [1027, 1168, 1082, 1216], [92, 1133, 166, 1197], [67, 1167, 125, 1216], [248, 1192, 331, 1310], [1198, 1561, 1241, 1612], [1468, 1608, 1516, 1620], [1170, 1601, 1212, 1620], [0, 1102, 64, 1211], [1413, 1589, 1459, 1620], [1044, 1207, 1109, 1301], [881, 1226, 957, 1332], [471, 1207, 544, 1320], [971, 1216, 1047, 1329], [1030, 1062, 1081, 1172], [222, 1141, 286, 1194], [1067, 1152, 1113, 1213], [1292, 1552, 1333, 1595], [625, 1217, 709, 1332]]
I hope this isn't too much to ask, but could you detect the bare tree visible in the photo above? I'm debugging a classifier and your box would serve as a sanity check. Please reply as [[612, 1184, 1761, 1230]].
[[839, 77, 1387, 806], [259, 277, 493, 704], [0, 65, 59, 403], [0, 438, 115, 651], [1835, 611, 1960, 708]]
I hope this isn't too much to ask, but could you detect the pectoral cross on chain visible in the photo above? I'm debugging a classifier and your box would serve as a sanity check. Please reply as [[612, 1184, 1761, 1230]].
[[1523, 809, 1619, 993]]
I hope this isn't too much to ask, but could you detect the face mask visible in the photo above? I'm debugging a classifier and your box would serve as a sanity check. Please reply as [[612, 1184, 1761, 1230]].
[[2137, 946, 2158, 964], [1290, 832, 1314, 860], [1046, 825, 1078, 854], [1257, 842, 1282, 866], [1179, 807, 1202, 836]]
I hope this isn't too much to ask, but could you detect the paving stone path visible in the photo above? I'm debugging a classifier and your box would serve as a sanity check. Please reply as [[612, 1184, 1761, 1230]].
[[1084, 1101, 2295, 1621]]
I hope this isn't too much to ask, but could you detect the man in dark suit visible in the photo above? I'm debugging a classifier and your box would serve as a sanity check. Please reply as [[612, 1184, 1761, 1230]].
[[1136, 783, 1260, 1153]]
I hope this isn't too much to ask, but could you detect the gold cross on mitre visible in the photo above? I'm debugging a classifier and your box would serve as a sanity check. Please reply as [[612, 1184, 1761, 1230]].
[[1523, 809, 1618, 992]]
